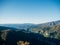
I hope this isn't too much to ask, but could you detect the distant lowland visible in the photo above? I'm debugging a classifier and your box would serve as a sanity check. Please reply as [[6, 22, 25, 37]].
[[0, 20, 60, 45]]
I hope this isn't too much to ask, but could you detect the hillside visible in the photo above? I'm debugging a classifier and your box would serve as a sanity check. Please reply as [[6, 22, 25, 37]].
[[0, 20, 60, 45], [30, 20, 60, 39], [0, 28, 60, 45], [0, 23, 37, 29], [0, 20, 60, 29]]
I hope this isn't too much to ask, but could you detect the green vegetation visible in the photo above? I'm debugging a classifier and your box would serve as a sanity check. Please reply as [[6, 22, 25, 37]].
[[0, 20, 60, 45], [31, 24, 60, 39]]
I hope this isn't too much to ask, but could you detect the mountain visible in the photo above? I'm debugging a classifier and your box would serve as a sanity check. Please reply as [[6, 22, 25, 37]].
[[0, 26, 18, 31], [37, 20, 60, 27], [30, 20, 60, 32], [0, 28, 60, 45], [0, 20, 60, 33], [0, 23, 37, 30], [0, 20, 60, 29], [30, 20, 60, 39], [0, 20, 60, 45]]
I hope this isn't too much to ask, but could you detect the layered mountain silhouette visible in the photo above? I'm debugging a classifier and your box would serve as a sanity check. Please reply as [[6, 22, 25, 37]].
[[0, 23, 37, 29], [0, 20, 60, 29], [0, 20, 60, 45]]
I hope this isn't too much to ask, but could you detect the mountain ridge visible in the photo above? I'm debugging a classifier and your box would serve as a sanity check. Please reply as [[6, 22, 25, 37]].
[[0, 20, 60, 29]]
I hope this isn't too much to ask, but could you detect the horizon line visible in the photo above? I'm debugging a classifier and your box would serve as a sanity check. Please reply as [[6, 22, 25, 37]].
[[0, 20, 60, 24]]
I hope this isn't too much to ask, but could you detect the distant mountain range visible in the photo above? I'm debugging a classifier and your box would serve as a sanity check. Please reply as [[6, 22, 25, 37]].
[[0, 20, 60, 29], [0, 20, 60, 45], [0, 23, 37, 29], [38, 20, 60, 27]]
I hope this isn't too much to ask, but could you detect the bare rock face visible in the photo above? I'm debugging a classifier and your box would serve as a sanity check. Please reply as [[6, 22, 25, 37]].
[[17, 41, 30, 45], [1, 29, 10, 41]]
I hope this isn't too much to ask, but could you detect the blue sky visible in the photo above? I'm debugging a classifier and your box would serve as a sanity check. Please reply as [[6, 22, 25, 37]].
[[0, 0, 60, 24]]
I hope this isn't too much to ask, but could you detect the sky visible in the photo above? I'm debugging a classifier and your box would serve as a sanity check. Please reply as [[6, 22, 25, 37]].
[[0, 0, 60, 24]]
